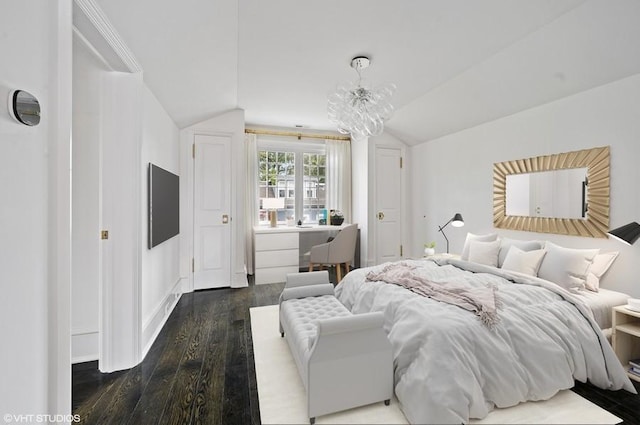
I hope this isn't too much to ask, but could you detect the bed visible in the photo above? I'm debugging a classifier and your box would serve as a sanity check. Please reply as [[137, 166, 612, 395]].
[[576, 287, 630, 332], [334, 257, 636, 424]]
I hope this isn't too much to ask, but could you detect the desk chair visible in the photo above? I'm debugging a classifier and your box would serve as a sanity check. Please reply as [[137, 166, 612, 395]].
[[308, 223, 358, 282]]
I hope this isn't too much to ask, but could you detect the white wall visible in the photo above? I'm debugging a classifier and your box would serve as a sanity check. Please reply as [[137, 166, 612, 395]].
[[0, 0, 72, 416], [71, 2, 181, 372], [140, 85, 181, 354], [180, 109, 248, 289], [410, 73, 640, 296], [71, 34, 107, 363], [351, 136, 371, 266], [71, 28, 182, 371]]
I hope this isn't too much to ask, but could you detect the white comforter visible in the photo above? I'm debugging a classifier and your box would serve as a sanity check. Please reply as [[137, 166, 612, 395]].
[[335, 258, 635, 424]]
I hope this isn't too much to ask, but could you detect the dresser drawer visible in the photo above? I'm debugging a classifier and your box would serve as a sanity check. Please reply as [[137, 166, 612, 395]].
[[255, 248, 299, 268], [255, 266, 300, 285], [255, 232, 298, 251]]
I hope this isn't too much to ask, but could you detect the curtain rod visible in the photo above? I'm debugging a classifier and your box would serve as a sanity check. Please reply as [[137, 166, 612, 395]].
[[245, 128, 350, 141]]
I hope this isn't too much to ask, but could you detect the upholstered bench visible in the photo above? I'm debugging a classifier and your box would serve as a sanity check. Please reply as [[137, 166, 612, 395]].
[[279, 271, 393, 424]]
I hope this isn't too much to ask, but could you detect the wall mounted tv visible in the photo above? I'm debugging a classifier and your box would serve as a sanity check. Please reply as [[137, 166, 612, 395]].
[[148, 163, 179, 249]]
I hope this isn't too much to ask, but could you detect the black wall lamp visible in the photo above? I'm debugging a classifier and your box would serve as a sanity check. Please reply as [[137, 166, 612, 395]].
[[608, 222, 640, 246], [438, 213, 464, 253]]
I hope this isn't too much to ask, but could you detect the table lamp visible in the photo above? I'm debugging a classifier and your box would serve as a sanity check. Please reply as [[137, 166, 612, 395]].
[[262, 198, 285, 228]]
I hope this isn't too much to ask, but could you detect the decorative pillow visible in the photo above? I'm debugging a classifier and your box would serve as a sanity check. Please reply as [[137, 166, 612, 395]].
[[461, 233, 498, 261], [501, 246, 547, 276], [537, 242, 599, 291], [585, 251, 619, 292], [498, 238, 544, 268], [467, 240, 501, 267]]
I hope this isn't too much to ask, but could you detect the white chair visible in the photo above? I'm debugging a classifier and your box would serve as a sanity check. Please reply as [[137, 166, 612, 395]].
[[308, 224, 358, 282]]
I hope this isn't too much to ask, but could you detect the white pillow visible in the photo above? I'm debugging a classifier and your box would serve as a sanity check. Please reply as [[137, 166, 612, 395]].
[[537, 242, 599, 290], [461, 233, 498, 261], [585, 251, 619, 292], [467, 240, 501, 267], [498, 238, 544, 268], [501, 246, 547, 276]]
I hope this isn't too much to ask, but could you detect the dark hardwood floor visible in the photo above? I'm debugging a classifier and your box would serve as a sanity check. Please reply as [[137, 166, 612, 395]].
[[73, 278, 640, 425], [73, 279, 284, 425]]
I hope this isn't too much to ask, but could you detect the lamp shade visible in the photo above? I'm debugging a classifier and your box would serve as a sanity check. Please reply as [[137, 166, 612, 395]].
[[607, 221, 640, 245], [451, 213, 464, 228], [261, 197, 285, 210]]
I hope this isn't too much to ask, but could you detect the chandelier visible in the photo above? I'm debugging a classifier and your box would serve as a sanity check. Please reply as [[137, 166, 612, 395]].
[[328, 56, 396, 138]]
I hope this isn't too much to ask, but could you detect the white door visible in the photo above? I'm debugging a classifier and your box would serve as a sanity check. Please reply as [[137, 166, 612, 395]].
[[193, 134, 231, 289], [375, 147, 403, 265]]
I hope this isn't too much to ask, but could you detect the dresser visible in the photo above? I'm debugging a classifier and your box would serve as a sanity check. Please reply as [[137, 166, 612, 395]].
[[253, 224, 356, 285]]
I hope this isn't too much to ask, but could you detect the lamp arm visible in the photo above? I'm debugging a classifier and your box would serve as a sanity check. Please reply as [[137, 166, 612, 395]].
[[437, 225, 450, 254], [440, 217, 454, 228]]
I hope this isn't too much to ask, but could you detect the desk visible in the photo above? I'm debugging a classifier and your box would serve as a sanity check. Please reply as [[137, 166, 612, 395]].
[[253, 224, 358, 285]]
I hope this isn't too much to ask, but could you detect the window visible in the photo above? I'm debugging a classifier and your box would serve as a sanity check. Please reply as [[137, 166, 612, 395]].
[[303, 153, 326, 223], [258, 150, 295, 223], [258, 140, 326, 225]]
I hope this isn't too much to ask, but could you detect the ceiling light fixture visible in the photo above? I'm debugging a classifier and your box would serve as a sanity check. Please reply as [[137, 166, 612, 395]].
[[327, 56, 396, 139]]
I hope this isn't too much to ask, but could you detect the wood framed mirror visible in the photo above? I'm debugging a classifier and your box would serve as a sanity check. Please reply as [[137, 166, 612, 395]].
[[493, 146, 610, 238]]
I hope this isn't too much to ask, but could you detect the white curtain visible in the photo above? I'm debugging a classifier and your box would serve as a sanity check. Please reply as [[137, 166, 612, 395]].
[[244, 133, 258, 274], [326, 139, 352, 223]]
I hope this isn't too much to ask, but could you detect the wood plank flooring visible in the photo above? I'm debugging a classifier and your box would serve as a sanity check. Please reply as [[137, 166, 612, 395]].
[[72, 280, 640, 425]]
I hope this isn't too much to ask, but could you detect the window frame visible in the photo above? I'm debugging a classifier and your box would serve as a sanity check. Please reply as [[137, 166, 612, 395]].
[[257, 136, 326, 225]]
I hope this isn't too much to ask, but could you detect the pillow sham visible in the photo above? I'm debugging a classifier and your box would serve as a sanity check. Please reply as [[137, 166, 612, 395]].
[[501, 246, 546, 276], [467, 240, 501, 267], [537, 242, 599, 291], [461, 233, 498, 261], [498, 238, 544, 268], [585, 251, 619, 292]]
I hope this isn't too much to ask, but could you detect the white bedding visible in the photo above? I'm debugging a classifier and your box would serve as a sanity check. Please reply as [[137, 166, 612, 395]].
[[576, 288, 630, 330], [335, 258, 635, 424]]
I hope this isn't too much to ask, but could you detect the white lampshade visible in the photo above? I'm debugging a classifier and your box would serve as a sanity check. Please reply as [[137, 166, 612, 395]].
[[262, 197, 285, 209], [451, 213, 464, 228]]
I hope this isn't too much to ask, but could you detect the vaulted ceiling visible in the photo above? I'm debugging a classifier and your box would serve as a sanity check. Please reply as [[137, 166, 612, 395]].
[[93, 0, 640, 145]]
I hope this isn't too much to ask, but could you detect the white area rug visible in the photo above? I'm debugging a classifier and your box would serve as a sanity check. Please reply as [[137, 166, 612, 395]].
[[250, 304, 622, 425]]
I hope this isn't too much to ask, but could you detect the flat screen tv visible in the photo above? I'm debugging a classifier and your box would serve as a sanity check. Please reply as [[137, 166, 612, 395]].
[[148, 163, 179, 248]]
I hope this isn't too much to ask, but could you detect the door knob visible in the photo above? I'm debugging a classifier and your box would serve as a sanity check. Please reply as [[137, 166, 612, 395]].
[[222, 214, 229, 224], [377, 212, 385, 220]]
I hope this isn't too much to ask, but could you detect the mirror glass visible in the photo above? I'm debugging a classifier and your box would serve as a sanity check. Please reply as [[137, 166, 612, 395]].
[[11, 90, 40, 126], [505, 168, 587, 219], [493, 146, 610, 238]]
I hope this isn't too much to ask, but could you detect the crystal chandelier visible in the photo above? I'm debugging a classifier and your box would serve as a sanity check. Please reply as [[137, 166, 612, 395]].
[[328, 56, 396, 138]]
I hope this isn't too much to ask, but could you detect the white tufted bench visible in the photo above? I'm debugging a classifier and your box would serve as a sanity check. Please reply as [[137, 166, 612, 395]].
[[279, 271, 393, 425]]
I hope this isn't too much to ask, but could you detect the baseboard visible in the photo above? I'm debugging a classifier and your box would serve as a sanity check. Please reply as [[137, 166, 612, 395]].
[[71, 329, 99, 364], [232, 269, 249, 288], [140, 279, 182, 361], [179, 276, 192, 293]]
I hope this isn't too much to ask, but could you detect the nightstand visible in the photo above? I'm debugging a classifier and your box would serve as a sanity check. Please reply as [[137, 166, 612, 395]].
[[612, 305, 640, 382]]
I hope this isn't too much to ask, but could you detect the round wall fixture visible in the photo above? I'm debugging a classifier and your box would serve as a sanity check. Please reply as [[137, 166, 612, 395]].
[[8, 90, 41, 126]]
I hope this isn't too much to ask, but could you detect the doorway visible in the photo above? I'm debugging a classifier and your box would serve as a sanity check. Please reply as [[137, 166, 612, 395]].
[[192, 133, 232, 289], [374, 146, 403, 265]]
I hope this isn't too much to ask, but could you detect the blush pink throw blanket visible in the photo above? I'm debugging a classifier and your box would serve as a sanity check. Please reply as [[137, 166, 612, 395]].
[[366, 262, 501, 328]]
